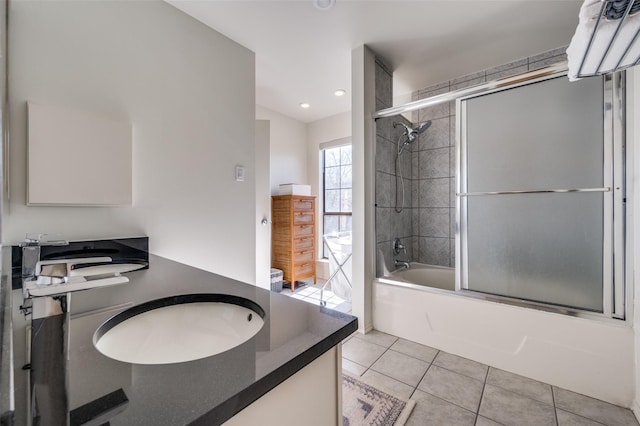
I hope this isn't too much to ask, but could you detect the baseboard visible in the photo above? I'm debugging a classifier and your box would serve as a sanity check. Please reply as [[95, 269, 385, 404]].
[[632, 399, 640, 423]]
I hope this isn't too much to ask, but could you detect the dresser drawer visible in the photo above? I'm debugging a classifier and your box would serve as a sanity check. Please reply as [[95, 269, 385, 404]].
[[293, 198, 314, 211], [294, 237, 314, 251], [294, 262, 314, 277], [293, 211, 314, 224], [293, 225, 313, 237], [294, 250, 314, 263]]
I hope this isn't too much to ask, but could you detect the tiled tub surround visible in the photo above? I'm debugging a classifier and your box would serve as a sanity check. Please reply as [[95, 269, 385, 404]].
[[9, 247, 357, 425], [342, 330, 639, 426], [375, 115, 415, 274], [374, 46, 568, 272]]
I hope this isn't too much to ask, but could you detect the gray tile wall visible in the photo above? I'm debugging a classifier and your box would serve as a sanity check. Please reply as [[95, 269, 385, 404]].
[[376, 115, 414, 274], [411, 85, 455, 267], [375, 46, 567, 274], [375, 57, 417, 274]]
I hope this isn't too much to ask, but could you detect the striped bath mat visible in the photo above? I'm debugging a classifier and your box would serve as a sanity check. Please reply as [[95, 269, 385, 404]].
[[342, 372, 415, 426]]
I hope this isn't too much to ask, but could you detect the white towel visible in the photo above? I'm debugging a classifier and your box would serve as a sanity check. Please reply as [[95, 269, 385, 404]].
[[567, 0, 640, 80]]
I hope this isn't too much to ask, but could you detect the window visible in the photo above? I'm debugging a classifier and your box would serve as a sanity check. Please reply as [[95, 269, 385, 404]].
[[322, 144, 352, 257]]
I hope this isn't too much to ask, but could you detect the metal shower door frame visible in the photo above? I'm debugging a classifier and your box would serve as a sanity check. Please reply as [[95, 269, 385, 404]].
[[455, 70, 626, 321]]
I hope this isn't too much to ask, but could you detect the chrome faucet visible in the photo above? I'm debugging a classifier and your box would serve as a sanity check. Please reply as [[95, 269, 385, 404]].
[[394, 259, 411, 270], [393, 238, 410, 269], [21, 233, 68, 280], [20, 234, 70, 318], [20, 234, 145, 318]]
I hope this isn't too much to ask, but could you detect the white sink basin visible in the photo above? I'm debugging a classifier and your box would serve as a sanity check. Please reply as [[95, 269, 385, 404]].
[[93, 294, 264, 365]]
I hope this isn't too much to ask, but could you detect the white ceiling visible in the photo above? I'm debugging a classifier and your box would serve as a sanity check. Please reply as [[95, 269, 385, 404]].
[[167, 0, 582, 123]]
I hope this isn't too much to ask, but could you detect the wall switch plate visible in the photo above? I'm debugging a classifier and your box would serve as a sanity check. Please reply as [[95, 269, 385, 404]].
[[235, 165, 245, 182]]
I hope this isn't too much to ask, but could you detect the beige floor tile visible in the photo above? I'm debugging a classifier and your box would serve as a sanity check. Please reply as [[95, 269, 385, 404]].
[[352, 329, 398, 348], [554, 387, 639, 426], [433, 351, 488, 382], [341, 358, 367, 376], [390, 338, 439, 363], [370, 349, 429, 387], [406, 390, 476, 426], [418, 365, 484, 412], [557, 408, 608, 426], [486, 367, 553, 405], [479, 384, 556, 426], [476, 416, 505, 426], [342, 336, 386, 367]]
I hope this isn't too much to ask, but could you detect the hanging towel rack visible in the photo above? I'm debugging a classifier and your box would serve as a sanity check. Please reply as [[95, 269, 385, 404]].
[[568, 0, 640, 80]]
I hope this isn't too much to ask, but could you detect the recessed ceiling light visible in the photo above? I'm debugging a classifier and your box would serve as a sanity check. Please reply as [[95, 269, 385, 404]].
[[313, 0, 335, 11], [300, 102, 310, 109], [334, 89, 346, 97]]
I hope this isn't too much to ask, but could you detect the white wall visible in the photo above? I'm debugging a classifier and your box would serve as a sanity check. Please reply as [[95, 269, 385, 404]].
[[352, 46, 376, 333], [7, 0, 256, 284], [256, 105, 308, 195], [255, 120, 271, 289]]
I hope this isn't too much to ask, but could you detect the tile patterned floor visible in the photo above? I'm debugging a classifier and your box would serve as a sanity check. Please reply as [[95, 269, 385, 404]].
[[341, 330, 640, 426], [279, 283, 638, 425]]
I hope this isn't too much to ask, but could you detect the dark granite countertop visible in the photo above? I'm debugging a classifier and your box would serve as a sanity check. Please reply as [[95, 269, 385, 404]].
[[9, 246, 357, 425]]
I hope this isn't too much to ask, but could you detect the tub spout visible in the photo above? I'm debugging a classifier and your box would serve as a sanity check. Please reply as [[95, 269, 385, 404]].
[[394, 259, 411, 270]]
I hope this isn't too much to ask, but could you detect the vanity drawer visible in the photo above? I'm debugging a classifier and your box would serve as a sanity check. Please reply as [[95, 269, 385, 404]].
[[293, 211, 314, 224], [294, 262, 314, 277], [294, 237, 314, 251], [293, 199, 314, 211], [293, 225, 313, 237], [294, 250, 314, 263]]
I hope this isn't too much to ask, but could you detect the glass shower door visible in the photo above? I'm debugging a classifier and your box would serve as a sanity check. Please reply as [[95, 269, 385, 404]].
[[458, 73, 624, 315]]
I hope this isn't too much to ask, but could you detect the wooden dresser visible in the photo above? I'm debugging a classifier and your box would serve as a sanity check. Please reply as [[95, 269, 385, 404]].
[[272, 195, 316, 291]]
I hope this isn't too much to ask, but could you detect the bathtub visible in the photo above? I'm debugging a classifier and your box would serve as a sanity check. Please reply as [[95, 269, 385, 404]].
[[373, 265, 635, 407], [385, 263, 455, 292]]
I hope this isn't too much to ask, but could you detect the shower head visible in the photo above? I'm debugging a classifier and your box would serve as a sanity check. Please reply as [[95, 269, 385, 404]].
[[413, 121, 432, 137], [393, 120, 432, 143]]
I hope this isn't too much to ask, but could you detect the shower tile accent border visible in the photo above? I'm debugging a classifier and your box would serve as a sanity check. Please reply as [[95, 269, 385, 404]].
[[529, 46, 567, 62], [451, 75, 487, 91], [487, 57, 528, 75], [375, 57, 393, 109], [450, 70, 487, 86], [487, 64, 529, 81], [529, 54, 567, 71]]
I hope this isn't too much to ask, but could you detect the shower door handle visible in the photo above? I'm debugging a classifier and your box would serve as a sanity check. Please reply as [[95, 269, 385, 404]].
[[457, 187, 610, 197]]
